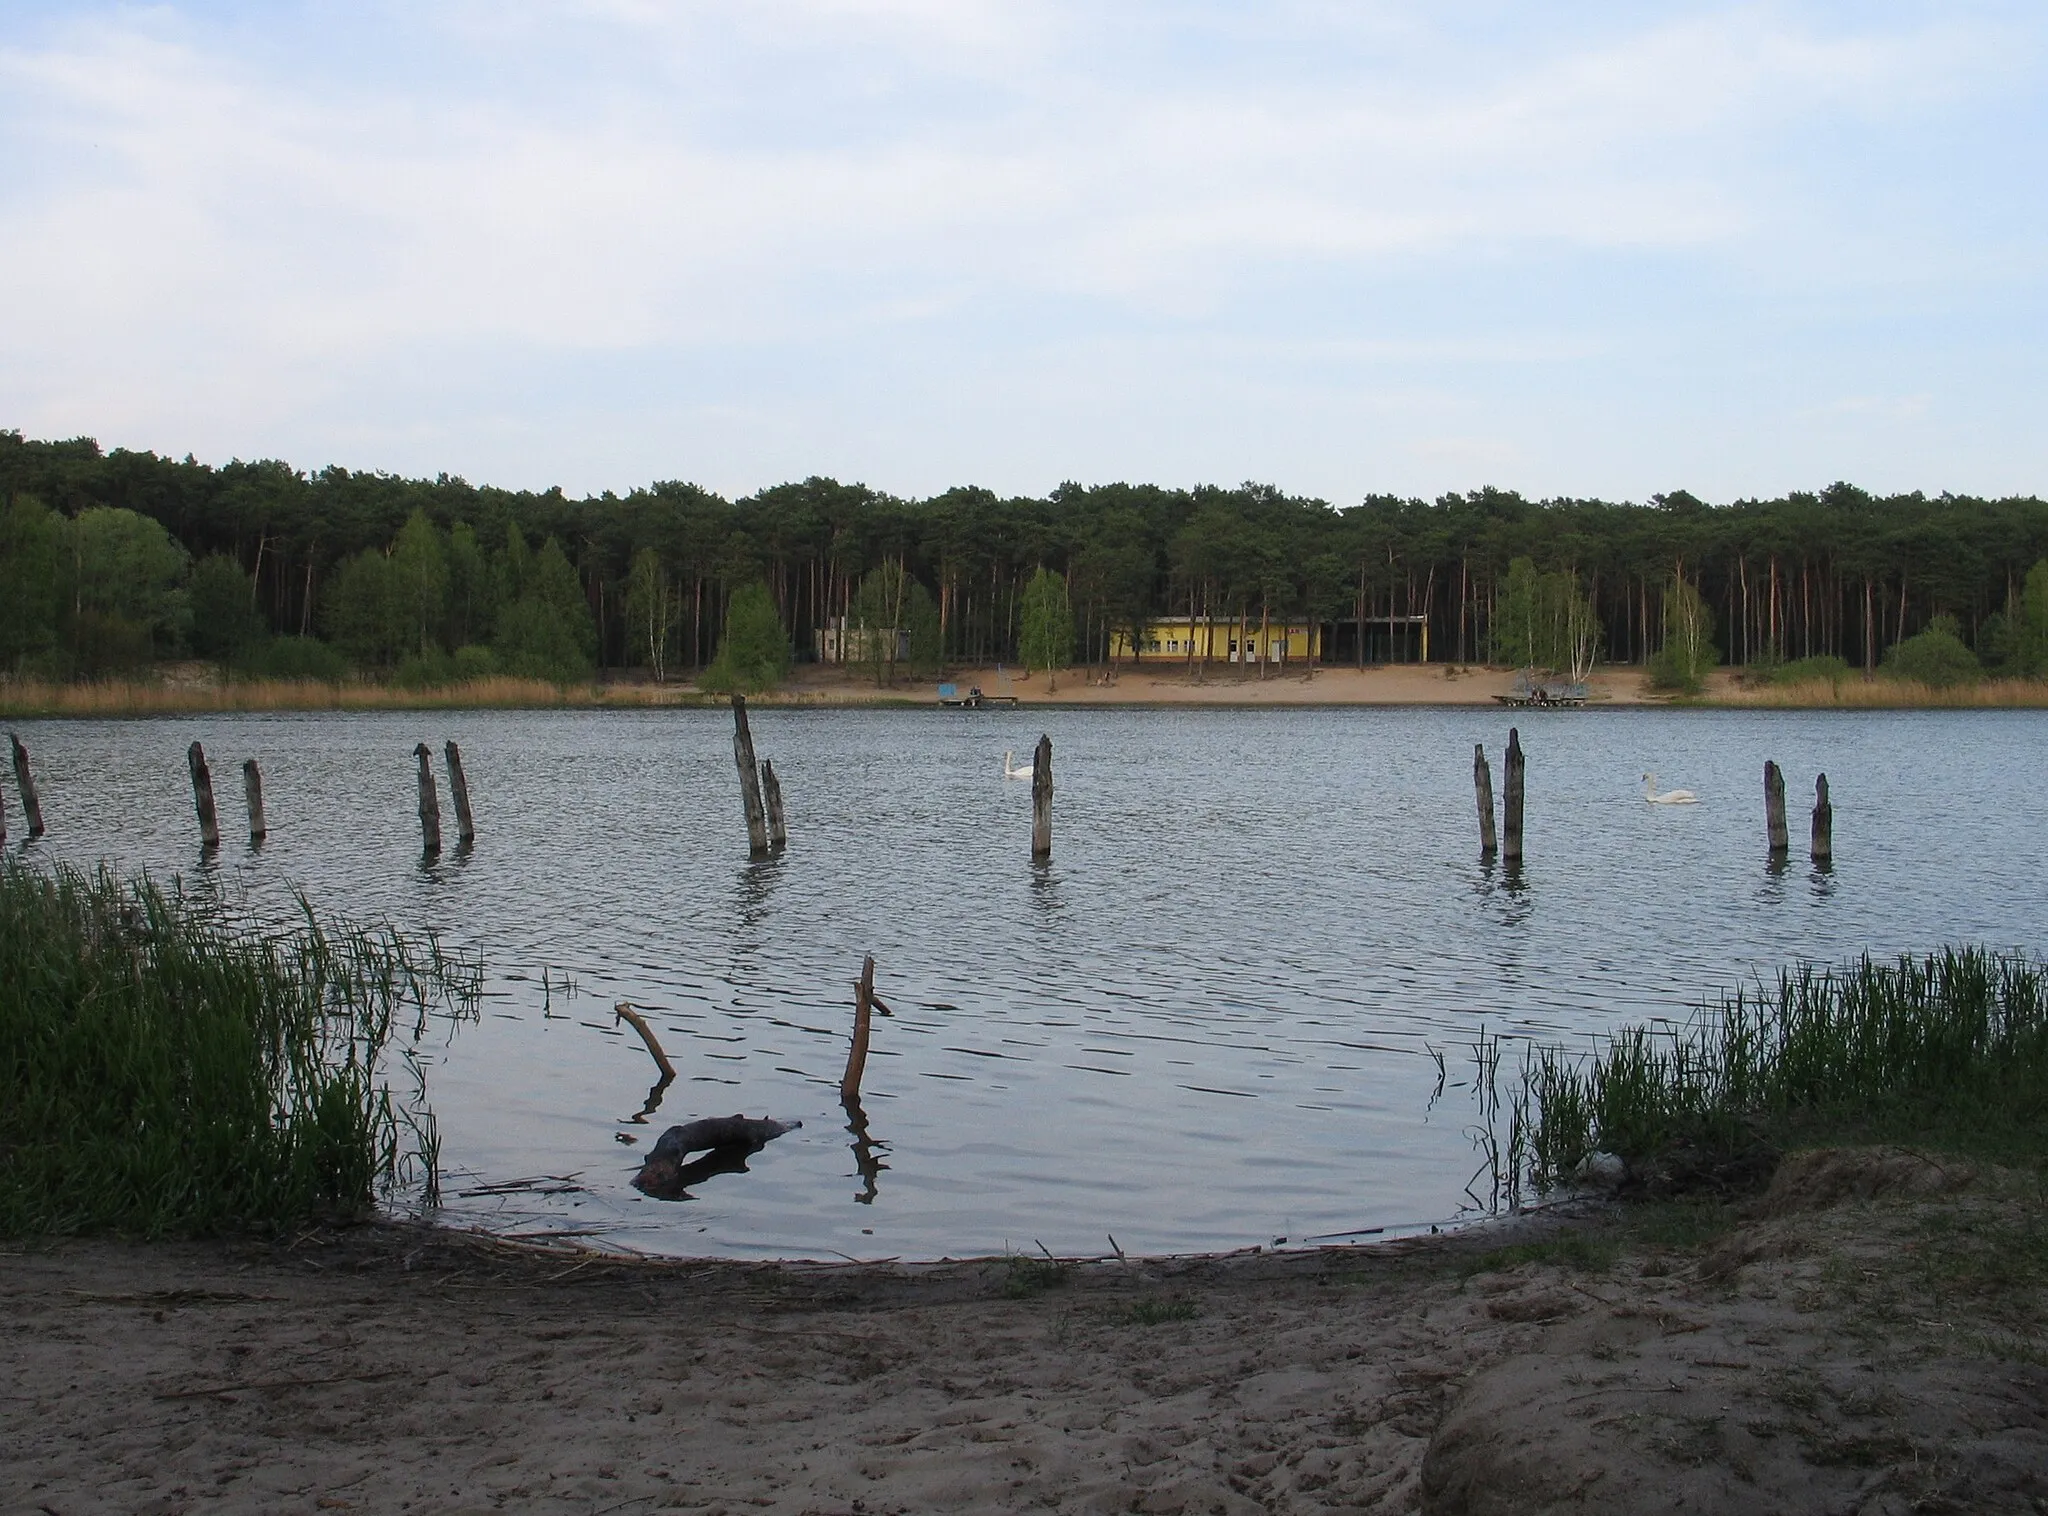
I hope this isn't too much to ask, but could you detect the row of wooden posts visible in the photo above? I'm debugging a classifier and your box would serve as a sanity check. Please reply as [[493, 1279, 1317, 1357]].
[[178, 739, 477, 852], [725, 693, 1052, 864], [8, 718, 1836, 871], [1470, 730, 1835, 864]]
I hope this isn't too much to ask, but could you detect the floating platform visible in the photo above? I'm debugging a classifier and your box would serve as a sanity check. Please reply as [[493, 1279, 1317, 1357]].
[[937, 683, 1019, 709]]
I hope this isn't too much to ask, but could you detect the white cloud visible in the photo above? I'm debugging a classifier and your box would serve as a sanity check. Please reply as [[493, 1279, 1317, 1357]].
[[0, 3, 2036, 498]]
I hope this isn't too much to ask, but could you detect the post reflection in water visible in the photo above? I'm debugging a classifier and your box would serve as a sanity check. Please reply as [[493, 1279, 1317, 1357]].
[[624, 1070, 676, 1127], [842, 1094, 888, 1205], [733, 854, 783, 933], [1028, 859, 1063, 922]]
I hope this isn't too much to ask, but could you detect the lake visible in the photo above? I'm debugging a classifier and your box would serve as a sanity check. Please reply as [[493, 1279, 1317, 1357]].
[[8, 705, 2040, 1260]]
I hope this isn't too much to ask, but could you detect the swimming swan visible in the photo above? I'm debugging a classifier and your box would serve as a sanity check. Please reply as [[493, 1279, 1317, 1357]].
[[1643, 772, 1699, 805], [1003, 750, 1033, 779]]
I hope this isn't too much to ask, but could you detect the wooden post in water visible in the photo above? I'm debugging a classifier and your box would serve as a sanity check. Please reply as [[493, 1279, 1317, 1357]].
[[10, 734, 45, 838], [187, 742, 220, 849], [1763, 760, 1788, 857], [840, 955, 876, 1106], [731, 695, 770, 857], [242, 758, 266, 845], [444, 741, 475, 846], [761, 759, 788, 850], [1502, 728, 1524, 864], [1473, 743, 1497, 857], [1030, 734, 1053, 862], [1811, 773, 1833, 865], [414, 742, 442, 853]]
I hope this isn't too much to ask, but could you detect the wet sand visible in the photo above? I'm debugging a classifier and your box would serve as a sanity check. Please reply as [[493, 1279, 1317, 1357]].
[[6, 1150, 2043, 1515]]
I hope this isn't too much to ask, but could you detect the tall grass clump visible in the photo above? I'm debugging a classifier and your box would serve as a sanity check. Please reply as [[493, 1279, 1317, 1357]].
[[1525, 948, 2048, 1187], [0, 860, 474, 1237]]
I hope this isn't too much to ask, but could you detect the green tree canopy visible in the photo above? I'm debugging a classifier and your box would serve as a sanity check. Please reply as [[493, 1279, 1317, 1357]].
[[1018, 566, 1074, 689], [701, 580, 790, 693], [1883, 613, 1980, 688], [1649, 576, 1717, 694], [187, 554, 263, 664], [0, 496, 61, 672], [322, 549, 405, 667], [493, 534, 596, 682]]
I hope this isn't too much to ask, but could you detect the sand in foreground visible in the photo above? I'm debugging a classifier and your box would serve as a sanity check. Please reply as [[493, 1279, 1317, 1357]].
[[6, 1150, 2043, 1515]]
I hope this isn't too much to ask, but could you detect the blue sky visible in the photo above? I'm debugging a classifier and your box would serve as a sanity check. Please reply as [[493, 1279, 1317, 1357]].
[[2, 1, 2043, 503]]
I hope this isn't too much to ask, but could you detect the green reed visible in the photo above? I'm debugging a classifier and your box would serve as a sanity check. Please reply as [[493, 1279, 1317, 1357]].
[[1523, 947, 2048, 1187], [0, 860, 476, 1237]]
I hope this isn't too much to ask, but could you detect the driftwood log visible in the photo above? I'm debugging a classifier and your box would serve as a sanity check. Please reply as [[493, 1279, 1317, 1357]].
[[634, 1115, 801, 1201], [646, 1115, 799, 1164]]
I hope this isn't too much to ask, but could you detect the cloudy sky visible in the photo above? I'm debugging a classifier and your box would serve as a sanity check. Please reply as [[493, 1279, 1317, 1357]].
[[2, 1, 2043, 503]]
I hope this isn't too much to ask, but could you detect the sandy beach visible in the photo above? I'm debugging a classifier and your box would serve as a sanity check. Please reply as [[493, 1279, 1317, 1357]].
[[751, 662, 1665, 709], [6, 1149, 2043, 1515]]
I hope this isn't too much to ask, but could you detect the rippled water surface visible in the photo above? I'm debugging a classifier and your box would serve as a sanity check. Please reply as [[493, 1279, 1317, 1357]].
[[10, 706, 2042, 1259]]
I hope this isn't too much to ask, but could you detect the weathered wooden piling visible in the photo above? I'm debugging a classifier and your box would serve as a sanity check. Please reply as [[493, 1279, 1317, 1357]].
[[731, 695, 770, 857], [761, 759, 788, 850], [1502, 728, 1524, 864], [1473, 743, 1497, 857], [414, 742, 442, 853], [10, 734, 45, 838], [187, 741, 221, 849], [1030, 734, 1053, 862], [1764, 760, 1789, 856], [1811, 773, 1833, 865], [840, 955, 876, 1106], [242, 758, 266, 845], [444, 740, 475, 846]]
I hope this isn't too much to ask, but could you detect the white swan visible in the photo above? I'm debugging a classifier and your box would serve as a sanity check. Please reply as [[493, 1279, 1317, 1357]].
[[1003, 750, 1032, 779], [1643, 772, 1699, 805]]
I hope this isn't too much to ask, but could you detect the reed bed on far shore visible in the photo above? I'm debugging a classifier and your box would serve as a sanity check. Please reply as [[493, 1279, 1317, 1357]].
[[1521, 948, 2048, 1188], [0, 674, 731, 717], [0, 860, 476, 1237], [1716, 675, 2048, 708]]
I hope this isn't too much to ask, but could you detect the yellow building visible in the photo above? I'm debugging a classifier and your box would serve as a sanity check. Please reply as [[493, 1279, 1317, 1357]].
[[1108, 617, 1323, 665]]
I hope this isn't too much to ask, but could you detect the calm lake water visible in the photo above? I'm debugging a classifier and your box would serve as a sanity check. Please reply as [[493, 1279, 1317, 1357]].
[[9, 705, 2042, 1260]]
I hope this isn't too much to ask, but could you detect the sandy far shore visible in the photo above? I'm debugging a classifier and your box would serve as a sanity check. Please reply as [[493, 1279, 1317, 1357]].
[[5, 1149, 2042, 1515], [762, 663, 1665, 708]]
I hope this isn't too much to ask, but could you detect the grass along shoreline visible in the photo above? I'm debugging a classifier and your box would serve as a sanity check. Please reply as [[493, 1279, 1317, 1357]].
[[1515, 945, 2048, 1196], [0, 860, 475, 1238], [8, 664, 2048, 715]]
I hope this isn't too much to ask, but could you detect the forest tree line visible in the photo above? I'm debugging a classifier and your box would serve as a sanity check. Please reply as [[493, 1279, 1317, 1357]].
[[6, 428, 2048, 688]]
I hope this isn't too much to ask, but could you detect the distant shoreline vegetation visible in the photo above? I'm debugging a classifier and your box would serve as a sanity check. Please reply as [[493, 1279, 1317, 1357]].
[[6, 429, 2048, 700]]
